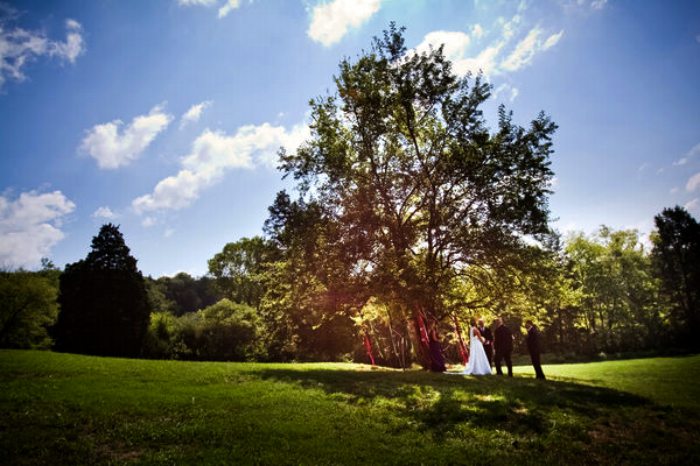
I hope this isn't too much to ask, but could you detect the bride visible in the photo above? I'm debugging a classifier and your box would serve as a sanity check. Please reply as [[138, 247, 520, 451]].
[[465, 318, 492, 376]]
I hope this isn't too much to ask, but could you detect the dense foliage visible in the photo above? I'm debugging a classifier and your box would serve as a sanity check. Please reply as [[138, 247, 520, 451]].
[[145, 273, 219, 316], [143, 299, 265, 361], [208, 236, 279, 307], [0, 266, 59, 349]]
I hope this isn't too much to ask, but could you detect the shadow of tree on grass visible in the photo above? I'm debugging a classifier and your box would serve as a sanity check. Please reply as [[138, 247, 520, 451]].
[[249, 369, 647, 436], [246, 368, 700, 464]]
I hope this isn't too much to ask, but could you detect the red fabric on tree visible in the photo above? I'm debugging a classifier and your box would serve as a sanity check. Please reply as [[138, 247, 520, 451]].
[[363, 331, 376, 366], [453, 314, 469, 365]]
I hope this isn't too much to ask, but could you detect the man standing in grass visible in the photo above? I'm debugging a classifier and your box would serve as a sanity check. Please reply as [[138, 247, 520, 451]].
[[494, 318, 513, 377], [525, 320, 546, 380]]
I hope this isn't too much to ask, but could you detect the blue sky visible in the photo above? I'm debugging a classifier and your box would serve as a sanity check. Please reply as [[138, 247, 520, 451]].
[[1, 0, 699, 277]]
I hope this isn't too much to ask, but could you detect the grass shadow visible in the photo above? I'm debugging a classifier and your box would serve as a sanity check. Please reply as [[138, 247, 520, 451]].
[[246, 368, 700, 464], [247, 368, 651, 440]]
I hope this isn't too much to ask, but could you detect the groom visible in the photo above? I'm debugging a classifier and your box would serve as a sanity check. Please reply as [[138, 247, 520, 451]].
[[493, 318, 513, 377]]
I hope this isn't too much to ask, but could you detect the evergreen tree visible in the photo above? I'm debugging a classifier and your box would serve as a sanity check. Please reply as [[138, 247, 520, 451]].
[[652, 206, 700, 347], [53, 224, 150, 357]]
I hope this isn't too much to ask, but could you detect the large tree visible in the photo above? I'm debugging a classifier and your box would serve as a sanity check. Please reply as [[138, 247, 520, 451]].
[[53, 224, 150, 357], [652, 206, 700, 347], [262, 194, 360, 362], [272, 25, 557, 370], [208, 236, 280, 308]]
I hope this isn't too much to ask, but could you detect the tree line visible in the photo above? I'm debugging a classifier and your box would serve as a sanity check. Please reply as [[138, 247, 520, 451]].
[[1, 26, 698, 369], [1, 207, 698, 366]]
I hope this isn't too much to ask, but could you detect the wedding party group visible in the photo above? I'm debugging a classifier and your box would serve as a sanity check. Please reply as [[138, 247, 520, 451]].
[[463, 318, 546, 380]]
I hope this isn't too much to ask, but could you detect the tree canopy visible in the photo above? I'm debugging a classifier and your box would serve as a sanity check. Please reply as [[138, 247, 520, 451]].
[[270, 25, 557, 370], [208, 236, 280, 308]]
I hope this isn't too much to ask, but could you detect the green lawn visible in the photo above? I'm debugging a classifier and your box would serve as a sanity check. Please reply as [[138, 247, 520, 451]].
[[513, 355, 700, 410], [1, 350, 699, 465]]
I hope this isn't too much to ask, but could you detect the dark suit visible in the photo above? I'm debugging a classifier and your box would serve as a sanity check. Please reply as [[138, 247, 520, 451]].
[[494, 324, 513, 376], [526, 325, 546, 380], [478, 325, 494, 367]]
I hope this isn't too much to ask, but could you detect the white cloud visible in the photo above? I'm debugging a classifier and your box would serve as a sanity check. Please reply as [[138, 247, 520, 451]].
[[133, 122, 309, 214], [178, 0, 217, 5], [0, 190, 75, 269], [689, 143, 700, 158], [498, 14, 521, 40], [543, 30, 564, 50], [696, 34, 700, 44], [92, 206, 117, 219], [180, 100, 212, 128], [177, 0, 247, 17], [133, 170, 208, 214], [307, 0, 381, 47], [413, 29, 503, 76], [49, 19, 85, 63], [685, 198, 700, 214], [638, 162, 649, 172], [501, 27, 562, 72], [65, 19, 81, 30], [564, 0, 608, 10], [415, 31, 471, 63], [164, 228, 175, 238], [675, 142, 700, 166], [492, 83, 519, 102], [142, 216, 157, 228], [465, 43, 506, 76], [412, 14, 562, 78], [670, 187, 679, 194], [218, 0, 241, 18], [80, 105, 173, 169], [492, 83, 507, 97], [687, 172, 700, 192], [0, 17, 85, 88]]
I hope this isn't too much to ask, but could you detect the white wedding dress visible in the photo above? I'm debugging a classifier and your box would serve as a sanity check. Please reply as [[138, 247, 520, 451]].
[[465, 327, 492, 375]]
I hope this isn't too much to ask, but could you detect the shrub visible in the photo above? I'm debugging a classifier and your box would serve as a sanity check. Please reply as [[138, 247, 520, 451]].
[[143, 299, 266, 361], [0, 271, 58, 349]]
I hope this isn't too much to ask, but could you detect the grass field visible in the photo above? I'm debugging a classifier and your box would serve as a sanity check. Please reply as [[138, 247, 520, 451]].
[[1, 350, 699, 465], [513, 355, 700, 410]]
